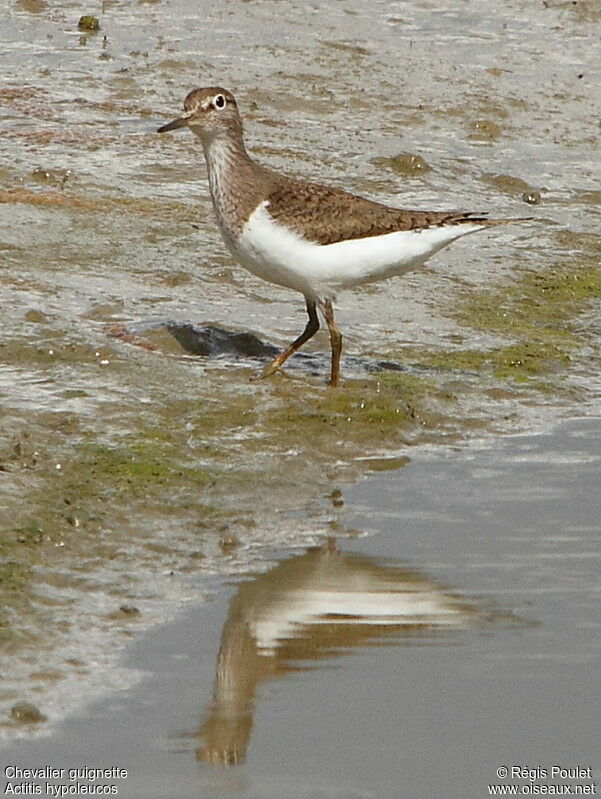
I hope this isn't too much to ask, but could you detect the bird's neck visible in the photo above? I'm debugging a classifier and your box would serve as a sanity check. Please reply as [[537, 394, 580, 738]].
[[196, 129, 251, 197], [194, 129, 261, 238]]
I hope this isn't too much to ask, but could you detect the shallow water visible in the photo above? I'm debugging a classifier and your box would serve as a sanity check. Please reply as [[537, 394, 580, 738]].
[[0, 0, 600, 771], [2, 420, 599, 798]]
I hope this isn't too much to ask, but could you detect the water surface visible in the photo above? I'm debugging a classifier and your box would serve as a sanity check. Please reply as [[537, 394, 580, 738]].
[[2, 420, 599, 798]]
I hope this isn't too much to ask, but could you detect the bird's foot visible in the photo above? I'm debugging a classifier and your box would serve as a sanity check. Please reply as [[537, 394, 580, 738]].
[[254, 361, 287, 381]]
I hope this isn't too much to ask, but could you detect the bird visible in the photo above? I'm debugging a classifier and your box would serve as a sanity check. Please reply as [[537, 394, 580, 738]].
[[157, 87, 529, 387]]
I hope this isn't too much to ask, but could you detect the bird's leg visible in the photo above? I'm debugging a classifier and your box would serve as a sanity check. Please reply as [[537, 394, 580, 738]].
[[322, 299, 342, 388], [261, 298, 319, 379]]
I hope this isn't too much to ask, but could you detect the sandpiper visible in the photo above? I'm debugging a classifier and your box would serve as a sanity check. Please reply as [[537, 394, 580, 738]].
[[158, 87, 528, 387]]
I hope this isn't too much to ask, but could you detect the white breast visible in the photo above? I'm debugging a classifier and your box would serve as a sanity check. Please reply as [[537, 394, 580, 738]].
[[232, 201, 486, 300]]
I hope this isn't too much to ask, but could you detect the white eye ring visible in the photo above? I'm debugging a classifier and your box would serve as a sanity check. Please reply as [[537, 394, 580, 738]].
[[214, 94, 226, 109]]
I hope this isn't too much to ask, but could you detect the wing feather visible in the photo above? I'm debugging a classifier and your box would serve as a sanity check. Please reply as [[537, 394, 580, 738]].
[[265, 180, 500, 245]]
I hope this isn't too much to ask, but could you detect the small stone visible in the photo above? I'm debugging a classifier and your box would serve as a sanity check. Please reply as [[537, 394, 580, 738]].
[[25, 308, 47, 323], [483, 172, 540, 197], [522, 190, 541, 205], [328, 489, 344, 507], [219, 530, 239, 552], [375, 152, 430, 176], [31, 167, 70, 186], [10, 701, 47, 724], [468, 119, 502, 140], [119, 604, 140, 615], [78, 15, 100, 31]]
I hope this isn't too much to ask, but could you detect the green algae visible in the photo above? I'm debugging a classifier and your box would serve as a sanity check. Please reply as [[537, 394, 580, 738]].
[[264, 381, 411, 444], [0, 424, 215, 648], [455, 263, 601, 340], [373, 371, 439, 400], [0, 561, 36, 648], [405, 341, 571, 383], [79, 440, 213, 491], [390, 258, 601, 387], [0, 561, 33, 596]]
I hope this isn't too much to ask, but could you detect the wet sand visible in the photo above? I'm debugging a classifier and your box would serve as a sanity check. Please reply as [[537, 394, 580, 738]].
[[2, 418, 599, 798]]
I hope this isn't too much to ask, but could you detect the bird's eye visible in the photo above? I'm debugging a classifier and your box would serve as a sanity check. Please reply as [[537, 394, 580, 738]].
[[214, 94, 226, 109]]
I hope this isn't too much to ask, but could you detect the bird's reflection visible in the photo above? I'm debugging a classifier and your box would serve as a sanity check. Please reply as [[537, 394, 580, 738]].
[[195, 541, 491, 765]]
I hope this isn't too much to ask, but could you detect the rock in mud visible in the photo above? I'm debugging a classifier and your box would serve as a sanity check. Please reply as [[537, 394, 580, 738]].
[[10, 701, 47, 724]]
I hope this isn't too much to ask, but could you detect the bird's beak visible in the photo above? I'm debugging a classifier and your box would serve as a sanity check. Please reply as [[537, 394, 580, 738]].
[[157, 113, 191, 133]]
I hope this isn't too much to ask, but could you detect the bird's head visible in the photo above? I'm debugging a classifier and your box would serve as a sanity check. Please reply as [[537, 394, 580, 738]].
[[157, 87, 241, 144]]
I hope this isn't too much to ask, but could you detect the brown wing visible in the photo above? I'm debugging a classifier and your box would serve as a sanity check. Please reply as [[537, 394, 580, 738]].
[[265, 179, 495, 245]]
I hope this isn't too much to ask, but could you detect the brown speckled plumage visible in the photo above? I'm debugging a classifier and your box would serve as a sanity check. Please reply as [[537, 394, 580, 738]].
[[208, 151, 506, 245], [159, 86, 523, 245], [264, 180, 504, 245], [157, 86, 531, 386]]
